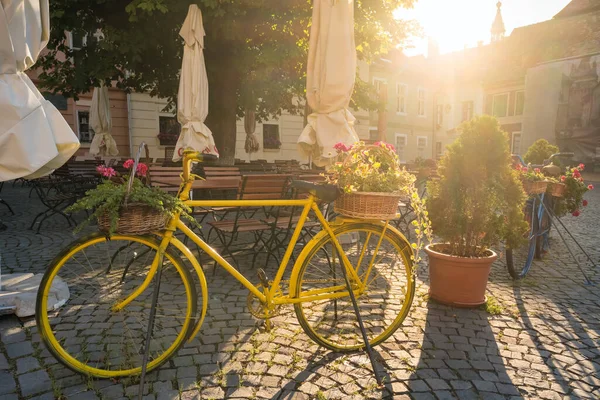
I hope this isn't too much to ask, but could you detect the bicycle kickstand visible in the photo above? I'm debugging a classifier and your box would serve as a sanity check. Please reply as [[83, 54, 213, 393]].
[[337, 261, 385, 387]]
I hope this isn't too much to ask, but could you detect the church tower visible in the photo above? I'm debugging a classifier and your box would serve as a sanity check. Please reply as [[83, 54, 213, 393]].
[[491, 1, 506, 42]]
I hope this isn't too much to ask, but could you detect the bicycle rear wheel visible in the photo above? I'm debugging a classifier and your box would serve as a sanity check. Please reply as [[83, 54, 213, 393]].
[[506, 198, 538, 279], [36, 233, 197, 378], [292, 222, 415, 351]]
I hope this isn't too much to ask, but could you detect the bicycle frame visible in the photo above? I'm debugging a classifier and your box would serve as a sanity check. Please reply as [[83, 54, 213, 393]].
[[112, 150, 387, 338]]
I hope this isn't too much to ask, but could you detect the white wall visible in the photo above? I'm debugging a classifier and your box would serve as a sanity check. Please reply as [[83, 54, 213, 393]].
[[129, 92, 172, 159]]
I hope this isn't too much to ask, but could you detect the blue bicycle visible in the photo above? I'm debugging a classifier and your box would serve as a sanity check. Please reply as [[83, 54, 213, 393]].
[[505, 153, 595, 281]]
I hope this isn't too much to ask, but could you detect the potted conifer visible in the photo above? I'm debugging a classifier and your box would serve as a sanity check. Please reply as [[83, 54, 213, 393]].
[[425, 116, 528, 306]]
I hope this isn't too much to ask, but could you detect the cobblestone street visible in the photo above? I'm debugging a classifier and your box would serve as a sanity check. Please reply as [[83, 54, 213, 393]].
[[1, 180, 599, 400]]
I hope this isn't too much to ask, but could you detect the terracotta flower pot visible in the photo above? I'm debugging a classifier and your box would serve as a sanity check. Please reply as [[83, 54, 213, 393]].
[[425, 244, 497, 307]]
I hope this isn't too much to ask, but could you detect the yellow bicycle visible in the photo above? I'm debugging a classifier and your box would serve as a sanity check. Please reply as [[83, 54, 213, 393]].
[[35, 151, 415, 379]]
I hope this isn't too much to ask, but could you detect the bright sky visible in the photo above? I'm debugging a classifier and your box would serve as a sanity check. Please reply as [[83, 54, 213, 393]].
[[394, 0, 572, 56]]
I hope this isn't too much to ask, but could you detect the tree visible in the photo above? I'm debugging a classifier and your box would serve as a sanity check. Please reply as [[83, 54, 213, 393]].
[[38, 0, 418, 162], [523, 139, 559, 165]]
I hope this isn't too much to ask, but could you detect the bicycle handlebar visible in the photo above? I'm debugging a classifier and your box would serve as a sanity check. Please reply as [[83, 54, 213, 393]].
[[182, 150, 218, 181]]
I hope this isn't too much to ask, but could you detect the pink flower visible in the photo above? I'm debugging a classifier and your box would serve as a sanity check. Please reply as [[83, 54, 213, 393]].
[[101, 167, 116, 178], [333, 142, 349, 152], [573, 169, 581, 178], [583, 200, 588, 207], [534, 168, 541, 173], [572, 210, 580, 217], [123, 159, 134, 169], [96, 165, 106, 174], [136, 163, 148, 177], [588, 184, 594, 190], [374, 141, 395, 152], [522, 167, 528, 173], [560, 175, 566, 182], [579, 163, 585, 171]]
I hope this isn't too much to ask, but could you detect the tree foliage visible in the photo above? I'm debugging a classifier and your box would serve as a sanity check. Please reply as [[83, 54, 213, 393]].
[[38, 0, 418, 160], [426, 116, 528, 257], [523, 139, 559, 165]]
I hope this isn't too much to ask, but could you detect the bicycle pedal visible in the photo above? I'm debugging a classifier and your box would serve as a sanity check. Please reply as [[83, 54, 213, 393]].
[[257, 268, 269, 287]]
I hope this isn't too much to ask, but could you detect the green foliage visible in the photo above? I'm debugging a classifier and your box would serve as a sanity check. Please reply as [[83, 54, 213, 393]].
[[482, 295, 503, 316], [426, 116, 528, 257], [38, 0, 418, 160], [523, 139, 559, 165], [67, 178, 196, 235], [514, 163, 546, 182]]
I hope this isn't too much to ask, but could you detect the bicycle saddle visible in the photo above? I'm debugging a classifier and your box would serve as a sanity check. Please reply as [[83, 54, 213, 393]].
[[291, 180, 340, 202]]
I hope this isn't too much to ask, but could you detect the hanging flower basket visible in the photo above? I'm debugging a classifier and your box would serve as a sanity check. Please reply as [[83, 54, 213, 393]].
[[334, 191, 402, 220], [547, 182, 566, 198], [522, 180, 548, 195]]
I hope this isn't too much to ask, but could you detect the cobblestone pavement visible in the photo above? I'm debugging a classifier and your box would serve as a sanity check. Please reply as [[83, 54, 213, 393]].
[[0, 179, 599, 400]]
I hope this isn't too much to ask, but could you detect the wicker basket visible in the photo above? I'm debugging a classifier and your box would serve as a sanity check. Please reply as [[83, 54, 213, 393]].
[[522, 180, 548, 195], [548, 182, 566, 197], [98, 203, 168, 235], [334, 192, 402, 220]]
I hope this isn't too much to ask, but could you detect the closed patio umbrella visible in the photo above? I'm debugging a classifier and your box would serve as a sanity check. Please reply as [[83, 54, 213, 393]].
[[89, 83, 118, 156], [297, 0, 359, 166], [244, 108, 260, 160], [173, 4, 218, 161], [0, 0, 80, 181]]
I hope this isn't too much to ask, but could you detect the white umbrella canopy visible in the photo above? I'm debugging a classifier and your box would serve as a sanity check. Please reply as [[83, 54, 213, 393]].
[[297, 0, 359, 167], [0, 0, 80, 181], [173, 4, 218, 162], [89, 83, 118, 156]]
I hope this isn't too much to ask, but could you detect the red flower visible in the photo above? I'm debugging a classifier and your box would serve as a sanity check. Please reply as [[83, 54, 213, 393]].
[[560, 175, 566, 182], [579, 163, 585, 171], [583, 200, 588, 207], [572, 210, 581, 217], [588, 184, 594, 190], [522, 167, 528, 173], [534, 168, 541, 173], [123, 159, 134, 169], [573, 169, 581, 178], [96, 165, 106, 174], [333, 142, 349, 152], [136, 163, 148, 177], [101, 167, 116, 178]]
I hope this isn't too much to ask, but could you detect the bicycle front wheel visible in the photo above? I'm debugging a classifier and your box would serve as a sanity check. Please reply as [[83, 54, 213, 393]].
[[36, 233, 197, 378], [506, 200, 538, 279], [292, 222, 415, 351]]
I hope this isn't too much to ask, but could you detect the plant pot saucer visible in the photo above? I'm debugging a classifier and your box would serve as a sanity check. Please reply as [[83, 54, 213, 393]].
[[428, 292, 488, 308]]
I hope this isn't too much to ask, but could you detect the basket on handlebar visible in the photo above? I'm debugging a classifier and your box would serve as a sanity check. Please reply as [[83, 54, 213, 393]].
[[331, 144, 407, 220], [97, 143, 169, 235], [522, 180, 548, 195], [547, 182, 566, 197]]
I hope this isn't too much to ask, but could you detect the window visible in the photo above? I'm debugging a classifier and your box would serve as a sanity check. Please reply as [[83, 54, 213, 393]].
[[369, 128, 379, 141], [417, 136, 427, 148], [43, 93, 68, 110], [462, 101, 474, 122], [69, 31, 87, 49], [159, 116, 180, 135], [396, 84, 407, 114], [395, 134, 407, 162], [515, 91, 525, 116], [436, 104, 443, 126], [417, 88, 426, 117], [492, 93, 509, 118], [435, 142, 443, 159], [511, 132, 522, 155], [373, 78, 387, 94], [263, 124, 281, 149], [77, 110, 92, 143]]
